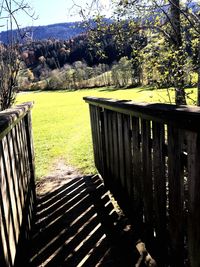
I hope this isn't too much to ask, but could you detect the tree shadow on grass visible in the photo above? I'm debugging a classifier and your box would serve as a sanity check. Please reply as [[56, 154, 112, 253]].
[[29, 175, 138, 267], [97, 87, 135, 92]]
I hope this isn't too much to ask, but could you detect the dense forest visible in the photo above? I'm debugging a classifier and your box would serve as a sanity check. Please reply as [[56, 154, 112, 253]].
[[16, 13, 198, 93], [0, 21, 87, 43], [0, 0, 199, 109]]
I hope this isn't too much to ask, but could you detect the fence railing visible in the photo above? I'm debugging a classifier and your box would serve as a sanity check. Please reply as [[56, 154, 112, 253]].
[[0, 102, 36, 267], [84, 96, 200, 267]]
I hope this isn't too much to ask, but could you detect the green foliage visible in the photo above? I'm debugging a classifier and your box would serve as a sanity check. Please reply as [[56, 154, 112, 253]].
[[111, 57, 135, 87], [83, 0, 199, 104], [0, 45, 20, 110], [138, 33, 197, 89]]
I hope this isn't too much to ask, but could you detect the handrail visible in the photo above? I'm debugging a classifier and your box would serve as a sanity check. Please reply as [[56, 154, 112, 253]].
[[84, 96, 200, 267], [0, 102, 33, 139], [84, 96, 200, 131]]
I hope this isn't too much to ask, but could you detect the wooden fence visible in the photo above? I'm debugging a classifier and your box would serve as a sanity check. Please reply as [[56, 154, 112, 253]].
[[0, 102, 36, 267], [84, 96, 200, 267]]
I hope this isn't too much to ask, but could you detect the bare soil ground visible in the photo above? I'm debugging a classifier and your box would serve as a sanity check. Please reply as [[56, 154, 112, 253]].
[[36, 160, 83, 196]]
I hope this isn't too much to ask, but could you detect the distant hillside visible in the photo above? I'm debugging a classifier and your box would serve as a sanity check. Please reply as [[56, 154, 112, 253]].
[[0, 21, 87, 43]]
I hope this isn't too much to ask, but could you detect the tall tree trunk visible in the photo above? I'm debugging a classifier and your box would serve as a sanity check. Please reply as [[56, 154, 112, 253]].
[[170, 0, 187, 105], [197, 36, 200, 106]]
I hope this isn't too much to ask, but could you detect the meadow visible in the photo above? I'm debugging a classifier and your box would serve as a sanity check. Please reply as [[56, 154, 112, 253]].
[[17, 87, 196, 179]]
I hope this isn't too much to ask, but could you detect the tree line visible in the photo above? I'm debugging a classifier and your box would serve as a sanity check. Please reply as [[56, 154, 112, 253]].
[[0, 0, 199, 110]]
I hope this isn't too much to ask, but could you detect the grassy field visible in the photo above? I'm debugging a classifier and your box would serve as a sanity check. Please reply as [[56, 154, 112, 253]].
[[17, 87, 196, 179]]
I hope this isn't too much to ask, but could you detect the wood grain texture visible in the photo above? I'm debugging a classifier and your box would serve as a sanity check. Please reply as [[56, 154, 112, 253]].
[[85, 97, 200, 266], [167, 126, 184, 267], [0, 103, 35, 267], [187, 131, 200, 267]]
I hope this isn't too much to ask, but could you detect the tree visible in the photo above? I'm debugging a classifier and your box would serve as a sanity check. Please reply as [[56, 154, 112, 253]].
[[117, 0, 200, 104], [183, 2, 200, 104], [76, 0, 199, 105], [0, 0, 36, 110], [169, 0, 186, 104], [114, 0, 187, 103]]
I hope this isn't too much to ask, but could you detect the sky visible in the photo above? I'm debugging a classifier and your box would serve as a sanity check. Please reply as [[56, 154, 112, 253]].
[[0, 0, 112, 31]]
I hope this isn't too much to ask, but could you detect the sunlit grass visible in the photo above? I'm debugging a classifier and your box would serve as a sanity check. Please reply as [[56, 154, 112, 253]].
[[17, 86, 196, 179]]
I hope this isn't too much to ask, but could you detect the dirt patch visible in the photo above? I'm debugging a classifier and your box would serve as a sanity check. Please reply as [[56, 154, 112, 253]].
[[36, 159, 83, 196]]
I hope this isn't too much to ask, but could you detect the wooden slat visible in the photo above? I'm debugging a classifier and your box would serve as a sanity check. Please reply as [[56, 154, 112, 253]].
[[103, 109, 109, 186], [123, 114, 132, 199], [107, 110, 114, 189], [6, 132, 21, 236], [0, 139, 17, 265], [11, 126, 24, 212], [141, 119, 154, 240], [15, 122, 26, 203], [93, 106, 99, 171], [24, 113, 36, 193], [132, 117, 143, 226], [112, 111, 119, 187], [152, 122, 167, 264], [167, 125, 184, 267], [89, 105, 98, 170], [117, 113, 125, 189], [187, 131, 200, 267], [21, 113, 36, 232], [21, 119, 31, 182], [95, 106, 104, 177], [17, 120, 29, 194], [0, 141, 12, 267]]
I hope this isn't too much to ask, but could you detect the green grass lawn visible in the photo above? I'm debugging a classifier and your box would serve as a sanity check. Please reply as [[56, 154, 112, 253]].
[[17, 87, 196, 179]]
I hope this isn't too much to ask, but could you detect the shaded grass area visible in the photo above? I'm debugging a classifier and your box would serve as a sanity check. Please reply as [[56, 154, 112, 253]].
[[17, 86, 196, 179]]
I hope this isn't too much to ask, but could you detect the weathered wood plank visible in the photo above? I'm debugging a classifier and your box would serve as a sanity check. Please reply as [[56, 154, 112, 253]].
[[0, 141, 13, 267], [117, 113, 125, 189], [0, 102, 33, 140], [15, 122, 26, 202], [0, 138, 17, 265], [94, 106, 101, 172], [107, 110, 114, 189], [18, 120, 29, 193], [131, 116, 143, 226], [123, 114, 132, 200], [11, 125, 24, 213], [112, 111, 119, 187], [152, 122, 167, 264], [10, 127, 23, 214], [187, 131, 200, 267], [97, 107, 102, 173], [141, 119, 154, 240], [83, 97, 200, 132], [103, 109, 110, 186], [95, 106, 105, 177], [21, 119, 31, 182], [167, 125, 184, 267], [6, 132, 21, 237], [89, 105, 98, 170]]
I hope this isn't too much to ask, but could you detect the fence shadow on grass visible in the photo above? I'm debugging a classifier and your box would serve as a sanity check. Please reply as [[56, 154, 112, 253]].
[[29, 175, 137, 267]]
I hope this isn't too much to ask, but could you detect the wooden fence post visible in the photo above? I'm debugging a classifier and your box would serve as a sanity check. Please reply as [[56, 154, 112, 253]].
[[24, 112, 36, 207], [187, 131, 200, 267]]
